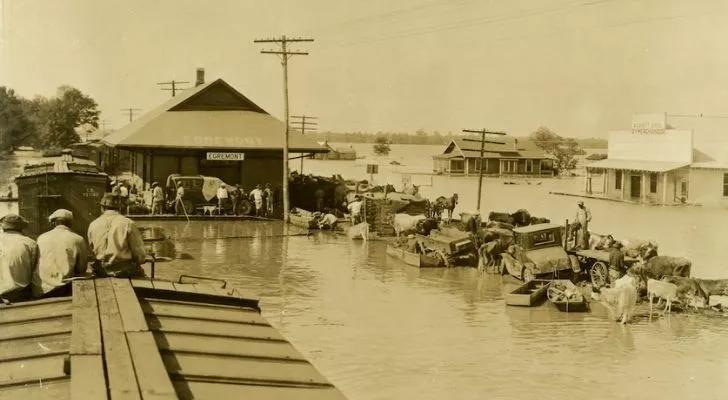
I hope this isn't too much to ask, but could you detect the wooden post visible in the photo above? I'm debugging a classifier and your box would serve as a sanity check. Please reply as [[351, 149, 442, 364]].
[[620, 171, 626, 200], [662, 172, 668, 205], [563, 219, 569, 250], [641, 171, 647, 203]]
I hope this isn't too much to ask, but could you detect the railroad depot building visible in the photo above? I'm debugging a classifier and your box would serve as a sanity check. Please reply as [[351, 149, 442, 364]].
[[101, 70, 327, 190], [432, 137, 554, 177], [585, 113, 728, 205]]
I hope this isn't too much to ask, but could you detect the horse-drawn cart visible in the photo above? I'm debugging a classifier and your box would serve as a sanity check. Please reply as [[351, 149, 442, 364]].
[[567, 249, 638, 288]]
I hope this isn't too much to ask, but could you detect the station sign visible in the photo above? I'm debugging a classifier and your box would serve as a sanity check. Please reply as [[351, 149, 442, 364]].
[[631, 113, 666, 135], [206, 152, 245, 161]]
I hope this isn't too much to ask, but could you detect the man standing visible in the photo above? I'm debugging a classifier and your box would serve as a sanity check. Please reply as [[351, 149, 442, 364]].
[[249, 184, 264, 217], [151, 182, 164, 215], [174, 182, 186, 216], [575, 200, 592, 250], [0, 214, 39, 302], [608, 241, 625, 285], [33, 209, 88, 297], [347, 195, 363, 224], [217, 183, 229, 214], [314, 187, 325, 212], [466, 211, 481, 235], [264, 183, 274, 217], [88, 193, 147, 278]]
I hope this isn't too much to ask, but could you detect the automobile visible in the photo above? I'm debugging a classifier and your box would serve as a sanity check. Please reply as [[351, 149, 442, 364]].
[[499, 223, 580, 282], [164, 174, 252, 215]]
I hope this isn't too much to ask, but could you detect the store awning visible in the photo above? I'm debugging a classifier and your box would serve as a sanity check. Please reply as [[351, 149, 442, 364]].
[[585, 159, 689, 172]]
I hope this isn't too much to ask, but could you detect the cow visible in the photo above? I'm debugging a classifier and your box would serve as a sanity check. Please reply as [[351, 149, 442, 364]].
[[510, 209, 531, 227], [693, 278, 728, 306], [415, 218, 440, 237], [591, 274, 639, 324], [488, 212, 514, 225], [485, 220, 515, 230], [650, 276, 706, 310], [389, 213, 427, 237], [630, 256, 692, 284], [589, 234, 616, 250], [529, 216, 551, 225], [347, 222, 370, 242], [646, 278, 678, 319]]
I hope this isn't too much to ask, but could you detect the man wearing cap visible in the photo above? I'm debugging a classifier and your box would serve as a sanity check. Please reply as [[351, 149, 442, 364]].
[[151, 182, 164, 215], [0, 214, 39, 301], [608, 241, 625, 285], [575, 200, 592, 250], [88, 193, 147, 278], [32, 209, 89, 297]]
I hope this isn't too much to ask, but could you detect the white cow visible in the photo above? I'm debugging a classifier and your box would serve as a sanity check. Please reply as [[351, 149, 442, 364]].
[[390, 213, 427, 237], [347, 222, 370, 242], [647, 278, 678, 319], [591, 274, 639, 324]]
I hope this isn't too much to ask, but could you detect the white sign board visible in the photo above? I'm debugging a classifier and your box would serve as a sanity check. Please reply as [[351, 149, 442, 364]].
[[608, 130, 693, 163], [206, 152, 245, 161], [631, 113, 667, 135]]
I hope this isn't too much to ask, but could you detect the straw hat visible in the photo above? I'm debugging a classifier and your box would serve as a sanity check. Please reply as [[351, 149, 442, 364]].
[[0, 214, 28, 231]]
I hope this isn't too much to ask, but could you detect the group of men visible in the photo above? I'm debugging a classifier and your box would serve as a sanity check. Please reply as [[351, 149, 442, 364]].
[[0, 192, 147, 302], [573, 200, 627, 285]]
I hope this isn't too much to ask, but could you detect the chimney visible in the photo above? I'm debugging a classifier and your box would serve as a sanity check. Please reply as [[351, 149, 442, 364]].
[[195, 68, 205, 86]]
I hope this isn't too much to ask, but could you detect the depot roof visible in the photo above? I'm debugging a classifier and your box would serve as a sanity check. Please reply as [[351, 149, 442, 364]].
[[102, 79, 328, 153]]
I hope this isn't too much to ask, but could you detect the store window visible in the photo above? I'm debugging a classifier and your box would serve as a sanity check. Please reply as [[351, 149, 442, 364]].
[[615, 170, 622, 190]]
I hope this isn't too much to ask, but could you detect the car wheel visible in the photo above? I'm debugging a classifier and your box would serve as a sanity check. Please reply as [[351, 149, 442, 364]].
[[521, 266, 535, 282]]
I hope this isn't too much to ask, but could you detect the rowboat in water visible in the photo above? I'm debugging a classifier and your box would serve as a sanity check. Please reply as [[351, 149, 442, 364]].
[[547, 279, 590, 312], [0, 276, 347, 399], [505, 279, 551, 307], [386, 244, 446, 268]]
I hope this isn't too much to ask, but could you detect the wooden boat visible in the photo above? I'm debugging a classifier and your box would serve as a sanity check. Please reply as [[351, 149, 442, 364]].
[[289, 212, 318, 229], [505, 279, 551, 307], [0, 277, 347, 399], [547, 279, 590, 312], [385, 244, 445, 268]]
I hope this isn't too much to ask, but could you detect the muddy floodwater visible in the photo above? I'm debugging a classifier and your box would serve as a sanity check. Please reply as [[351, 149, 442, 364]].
[[2, 148, 728, 399]]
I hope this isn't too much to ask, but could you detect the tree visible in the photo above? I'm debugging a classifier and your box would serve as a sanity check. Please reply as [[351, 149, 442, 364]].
[[373, 135, 391, 156], [529, 126, 583, 176], [0, 87, 32, 152]]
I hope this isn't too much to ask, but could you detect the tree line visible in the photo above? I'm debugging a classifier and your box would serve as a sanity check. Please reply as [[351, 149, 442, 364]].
[[0, 85, 100, 154]]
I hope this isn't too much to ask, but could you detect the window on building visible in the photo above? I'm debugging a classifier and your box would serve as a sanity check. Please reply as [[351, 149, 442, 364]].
[[650, 173, 658, 193], [502, 160, 517, 173], [525, 159, 533, 173], [724, 173, 728, 196], [615, 170, 622, 189]]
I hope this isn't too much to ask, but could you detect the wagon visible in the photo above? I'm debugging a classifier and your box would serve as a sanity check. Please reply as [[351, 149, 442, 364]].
[[568, 248, 638, 288]]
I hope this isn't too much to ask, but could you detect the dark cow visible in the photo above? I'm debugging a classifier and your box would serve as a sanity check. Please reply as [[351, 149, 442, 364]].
[[488, 212, 513, 225], [661, 276, 710, 308], [415, 218, 440, 236], [529, 216, 551, 225], [485, 220, 514, 230], [630, 256, 692, 288], [510, 209, 531, 227]]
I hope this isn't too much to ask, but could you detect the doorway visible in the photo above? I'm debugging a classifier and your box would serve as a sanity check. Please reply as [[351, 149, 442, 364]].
[[630, 174, 641, 198]]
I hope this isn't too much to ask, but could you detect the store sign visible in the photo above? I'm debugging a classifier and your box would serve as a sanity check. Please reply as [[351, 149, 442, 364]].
[[206, 152, 245, 161], [367, 164, 379, 174], [631, 113, 666, 135]]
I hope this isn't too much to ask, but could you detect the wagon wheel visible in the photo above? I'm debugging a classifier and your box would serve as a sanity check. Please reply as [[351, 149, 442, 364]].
[[590, 261, 609, 288], [238, 199, 253, 216]]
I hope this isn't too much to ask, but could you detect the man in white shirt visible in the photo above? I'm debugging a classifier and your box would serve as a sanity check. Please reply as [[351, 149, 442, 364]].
[[217, 183, 229, 213], [33, 209, 88, 297], [0, 214, 39, 302], [347, 195, 363, 224], [249, 184, 264, 216], [151, 182, 164, 215]]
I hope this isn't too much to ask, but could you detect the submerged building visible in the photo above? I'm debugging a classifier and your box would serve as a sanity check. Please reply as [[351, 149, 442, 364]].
[[101, 68, 327, 190], [585, 113, 728, 205], [432, 136, 554, 177]]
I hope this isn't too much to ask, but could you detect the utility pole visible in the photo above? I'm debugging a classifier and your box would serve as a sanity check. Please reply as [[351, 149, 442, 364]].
[[120, 107, 142, 123], [290, 115, 318, 173], [254, 35, 314, 223], [462, 128, 507, 212], [157, 80, 190, 97]]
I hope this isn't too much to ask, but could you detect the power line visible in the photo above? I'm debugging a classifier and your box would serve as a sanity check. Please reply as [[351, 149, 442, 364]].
[[120, 107, 142, 122], [254, 35, 314, 223], [290, 115, 318, 173], [157, 80, 190, 97], [462, 128, 507, 212]]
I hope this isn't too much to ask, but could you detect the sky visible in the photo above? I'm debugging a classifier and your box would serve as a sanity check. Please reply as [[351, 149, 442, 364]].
[[1, 0, 728, 138]]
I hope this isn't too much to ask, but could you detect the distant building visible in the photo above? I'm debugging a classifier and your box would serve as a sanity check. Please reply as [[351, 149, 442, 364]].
[[312, 141, 357, 160], [432, 137, 554, 176], [585, 113, 728, 205]]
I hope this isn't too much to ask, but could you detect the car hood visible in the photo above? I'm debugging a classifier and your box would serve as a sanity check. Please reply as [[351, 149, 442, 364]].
[[524, 247, 570, 273]]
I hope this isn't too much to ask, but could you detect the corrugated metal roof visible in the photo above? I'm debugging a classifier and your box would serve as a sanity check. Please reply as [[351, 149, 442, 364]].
[[436, 138, 549, 160], [586, 159, 690, 172], [103, 79, 326, 153], [18, 155, 106, 177]]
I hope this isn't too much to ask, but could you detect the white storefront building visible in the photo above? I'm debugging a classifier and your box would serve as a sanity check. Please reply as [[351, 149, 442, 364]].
[[585, 113, 728, 206]]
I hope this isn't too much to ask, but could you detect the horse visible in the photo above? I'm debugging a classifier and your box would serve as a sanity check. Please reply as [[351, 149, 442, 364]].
[[433, 193, 458, 221]]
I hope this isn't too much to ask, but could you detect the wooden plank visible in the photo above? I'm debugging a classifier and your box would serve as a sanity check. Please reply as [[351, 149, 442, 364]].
[[0, 297, 72, 324], [172, 381, 345, 400], [70, 280, 102, 355], [0, 354, 68, 384], [0, 333, 70, 360], [151, 280, 175, 291], [154, 332, 306, 361], [1, 379, 71, 400], [126, 332, 177, 399], [141, 299, 268, 325], [0, 317, 71, 341], [147, 316, 285, 341], [130, 279, 155, 290], [111, 279, 148, 332], [95, 278, 142, 400], [71, 355, 108, 400]]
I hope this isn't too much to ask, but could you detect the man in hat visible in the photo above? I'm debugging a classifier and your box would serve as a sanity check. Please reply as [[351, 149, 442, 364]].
[[466, 210, 481, 235], [32, 209, 88, 297], [0, 214, 39, 302], [87, 193, 147, 278], [230, 184, 242, 215], [574, 200, 592, 250], [151, 182, 164, 215], [249, 184, 264, 217], [608, 241, 625, 285]]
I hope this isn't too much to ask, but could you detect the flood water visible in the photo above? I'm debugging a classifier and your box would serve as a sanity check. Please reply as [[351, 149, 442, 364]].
[[2, 147, 728, 400]]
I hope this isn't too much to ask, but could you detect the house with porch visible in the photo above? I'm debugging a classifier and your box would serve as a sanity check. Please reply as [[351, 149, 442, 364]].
[[585, 113, 728, 205], [100, 68, 327, 192], [432, 136, 554, 176]]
